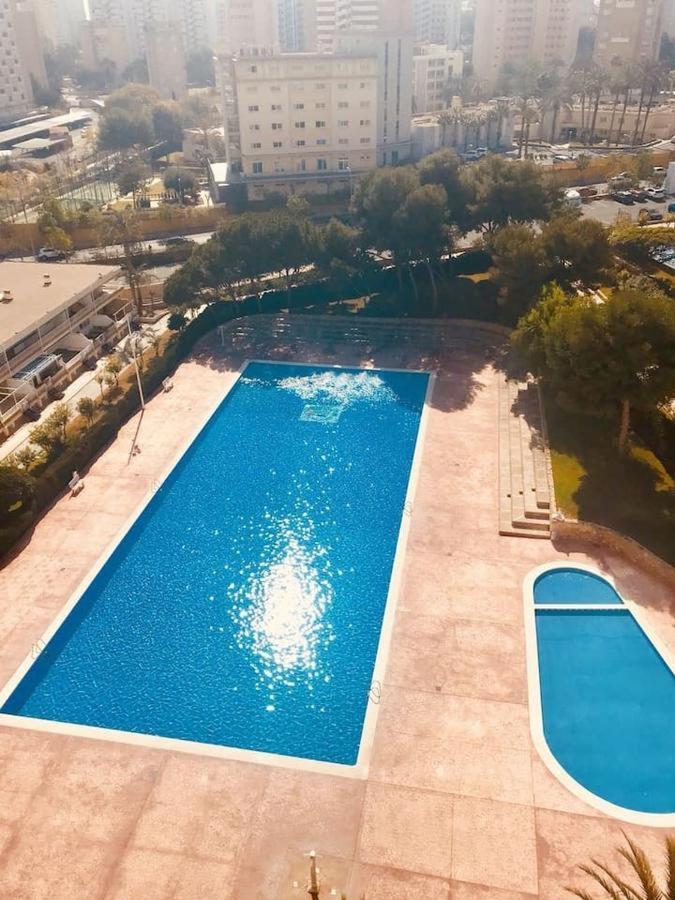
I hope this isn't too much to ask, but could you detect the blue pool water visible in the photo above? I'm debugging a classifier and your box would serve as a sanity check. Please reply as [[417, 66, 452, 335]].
[[534, 567, 623, 605], [1, 362, 429, 765], [534, 574, 675, 814]]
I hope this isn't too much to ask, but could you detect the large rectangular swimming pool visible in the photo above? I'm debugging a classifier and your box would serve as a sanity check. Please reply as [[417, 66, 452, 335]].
[[1, 362, 429, 767]]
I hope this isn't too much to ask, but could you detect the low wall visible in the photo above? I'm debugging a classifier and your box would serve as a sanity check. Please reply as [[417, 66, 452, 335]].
[[0, 206, 229, 254], [551, 518, 675, 594]]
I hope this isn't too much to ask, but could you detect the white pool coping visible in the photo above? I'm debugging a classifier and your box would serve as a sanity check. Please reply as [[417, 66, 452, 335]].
[[0, 358, 435, 781], [523, 561, 675, 827]]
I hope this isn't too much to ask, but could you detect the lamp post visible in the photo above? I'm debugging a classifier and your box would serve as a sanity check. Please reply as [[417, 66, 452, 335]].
[[307, 850, 320, 900], [126, 314, 145, 410]]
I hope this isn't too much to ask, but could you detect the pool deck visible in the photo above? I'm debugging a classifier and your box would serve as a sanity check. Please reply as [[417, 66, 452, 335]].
[[0, 318, 673, 899]]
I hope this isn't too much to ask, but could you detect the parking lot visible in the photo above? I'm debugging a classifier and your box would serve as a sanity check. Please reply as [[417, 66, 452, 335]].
[[579, 185, 673, 226]]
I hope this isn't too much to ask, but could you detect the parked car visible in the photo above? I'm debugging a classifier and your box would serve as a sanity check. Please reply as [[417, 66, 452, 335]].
[[629, 187, 647, 202], [23, 407, 40, 422], [162, 236, 196, 247], [645, 187, 665, 202], [639, 209, 664, 224], [36, 246, 66, 261], [611, 190, 634, 205]]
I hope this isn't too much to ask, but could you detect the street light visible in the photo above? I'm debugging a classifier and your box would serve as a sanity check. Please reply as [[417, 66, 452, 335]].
[[126, 314, 145, 410]]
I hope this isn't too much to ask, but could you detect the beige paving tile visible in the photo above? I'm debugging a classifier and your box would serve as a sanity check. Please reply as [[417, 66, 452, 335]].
[[370, 729, 533, 806], [449, 882, 537, 899], [104, 848, 180, 900], [531, 758, 602, 819], [358, 782, 453, 879], [452, 797, 538, 894], [535, 808, 668, 900], [349, 863, 451, 899]]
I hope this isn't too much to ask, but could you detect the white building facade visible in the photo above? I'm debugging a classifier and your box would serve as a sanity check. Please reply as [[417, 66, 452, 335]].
[[412, 43, 463, 114], [472, 0, 586, 92], [0, 0, 34, 124], [216, 52, 378, 199], [594, 0, 665, 66], [413, 0, 460, 49]]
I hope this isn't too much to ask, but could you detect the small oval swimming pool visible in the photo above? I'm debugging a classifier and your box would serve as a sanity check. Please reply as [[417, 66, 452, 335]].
[[534, 566, 623, 605], [526, 564, 675, 823]]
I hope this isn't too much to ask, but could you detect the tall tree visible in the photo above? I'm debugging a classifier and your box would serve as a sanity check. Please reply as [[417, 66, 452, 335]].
[[463, 156, 556, 234], [513, 287, 675, 451], [395, 184, 450, 310]]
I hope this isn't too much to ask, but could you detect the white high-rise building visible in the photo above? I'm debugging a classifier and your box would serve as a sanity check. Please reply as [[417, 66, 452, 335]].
[[414, 0, 460, 49], [146, 19, 187, 99], [594, 0, 665, 65], [89, 0, 210, 63], [472, 0, 586, 92], [412, 43, 463, 113], [0, 0, 34, 123], [278, 0, 316, 51], [314, 0, 380, 51], [34, 0, 85, 47], [216, 0, 280, 53]]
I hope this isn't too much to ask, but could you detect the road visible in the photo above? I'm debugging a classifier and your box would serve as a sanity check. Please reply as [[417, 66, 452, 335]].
[[69, 231, 215, 263]]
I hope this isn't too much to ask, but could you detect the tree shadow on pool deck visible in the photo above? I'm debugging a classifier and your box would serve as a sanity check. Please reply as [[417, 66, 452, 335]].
[[188, 324, 510, 415]]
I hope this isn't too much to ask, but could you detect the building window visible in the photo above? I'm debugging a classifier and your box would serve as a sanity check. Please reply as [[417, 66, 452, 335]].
[[360, 137, 370, 144], [360, 100, 370, 108], [317, 158, 327, 170], [338, 120, 349, 127], [295, 121, 305, 128], [294, 103, 305, 109], [338, 101, 348, 108], [360, 119, 370, 126], [248, 105, 259, 112], [273, 141, 283, 148], [297, 159, 306, 172], [316, 102, 326, 109], [317, 139, 327, 145], [272, 122, 282, 130], [271, 104, 281, 111], [315, 120, 326, 128], [249, 65, 257, 73], [296, 139, 306, 146], [338, 138, 349, 145], [252, 142, 262, 149], [338, 82, 348, 89], [249, 124, 260, 131], [338, 158, 349, 170], [252, 161, 263, 174], [315, 82, 326, 89]]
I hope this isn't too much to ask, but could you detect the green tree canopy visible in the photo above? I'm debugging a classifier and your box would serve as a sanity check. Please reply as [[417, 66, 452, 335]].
[[152, 102, 184, 147], [491, 223, 550, 318], [463, 156, 557, 233], [395, 184, 450, 309], [0, 465, 35, 524], [417, 149, 471, 231], [540, 214, 614, 285], [513, 287, 675, 450]]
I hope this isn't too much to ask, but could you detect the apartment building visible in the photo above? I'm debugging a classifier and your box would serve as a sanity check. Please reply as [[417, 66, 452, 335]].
[[89, 0, 209, 63], [13, 0, 48, 94], [314, 0, 380, 51], [33, 0, 85, 48], [414, 0, 461, 49], [594, 0, 665, 66], [216, 52, 378, 199], [278, 0, 317, 51], [216, 0, 280, 53], [0, 264, 129, 439], [0, 0, 34, 124], [472, 0, 586, 91], [146, 20, 188, 100], [412, 43, 463, 113]]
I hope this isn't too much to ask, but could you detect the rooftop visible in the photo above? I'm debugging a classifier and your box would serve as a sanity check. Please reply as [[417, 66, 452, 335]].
[[0, 110, 92, 150], [0, 262, 121, 347]]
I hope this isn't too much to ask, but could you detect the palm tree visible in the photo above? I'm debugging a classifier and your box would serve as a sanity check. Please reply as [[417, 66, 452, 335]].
[[493, 98, 513, 148], [567, 832, 675, 900], [616, 63, 637, 146], [586, 65, 606, 145], [638, 61, 668, 144], [605, 61, 626, 147], [437, 110, 454, 148], [98, 209, 144, 318], [542, 74, 574, 145]]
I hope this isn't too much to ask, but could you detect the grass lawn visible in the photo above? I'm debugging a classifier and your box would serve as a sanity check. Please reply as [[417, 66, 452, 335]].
[[544, 395, 675, 566]]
